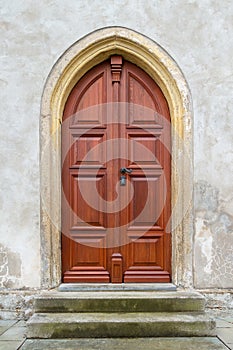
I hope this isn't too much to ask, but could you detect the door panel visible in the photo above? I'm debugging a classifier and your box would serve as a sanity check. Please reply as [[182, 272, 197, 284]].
[[62, 57, 171, 283]]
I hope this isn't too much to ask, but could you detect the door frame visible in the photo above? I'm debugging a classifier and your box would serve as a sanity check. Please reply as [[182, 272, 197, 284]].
[[40, 27, 193, 289]]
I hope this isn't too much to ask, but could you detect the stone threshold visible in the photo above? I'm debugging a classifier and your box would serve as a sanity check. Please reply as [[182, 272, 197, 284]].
[[58, 283, 177, 292]]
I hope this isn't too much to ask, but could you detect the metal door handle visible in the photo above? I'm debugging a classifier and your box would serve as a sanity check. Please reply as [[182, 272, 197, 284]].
[[120, 167, 132, 174]]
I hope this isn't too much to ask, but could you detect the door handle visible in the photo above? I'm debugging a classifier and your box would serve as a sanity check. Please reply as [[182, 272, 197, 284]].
[[120, 168, 132, 186], [120, 167, 132, 174]]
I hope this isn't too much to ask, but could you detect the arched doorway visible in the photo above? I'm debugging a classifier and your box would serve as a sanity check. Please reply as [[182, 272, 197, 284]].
[[40, 27, 193, 289], [61, 57, 171, 283]]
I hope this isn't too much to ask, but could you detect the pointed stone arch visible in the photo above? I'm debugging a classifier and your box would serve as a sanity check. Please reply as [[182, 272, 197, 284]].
[[40, 27, 193, 288]]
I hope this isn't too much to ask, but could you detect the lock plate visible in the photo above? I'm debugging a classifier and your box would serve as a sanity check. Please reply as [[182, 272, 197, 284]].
[[120, 168, 132, 186], [120, 175, 126, 186]]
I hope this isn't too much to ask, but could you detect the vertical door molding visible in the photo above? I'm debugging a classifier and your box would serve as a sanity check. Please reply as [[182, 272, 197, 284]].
[[40, 27, 193, 289]]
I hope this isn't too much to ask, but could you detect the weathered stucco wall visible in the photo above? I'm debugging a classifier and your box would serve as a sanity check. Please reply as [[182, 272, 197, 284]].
[[0, 0, 233, 295]]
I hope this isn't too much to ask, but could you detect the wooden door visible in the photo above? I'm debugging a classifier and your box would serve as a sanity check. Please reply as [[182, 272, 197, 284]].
[[62, 56, 171, 283]]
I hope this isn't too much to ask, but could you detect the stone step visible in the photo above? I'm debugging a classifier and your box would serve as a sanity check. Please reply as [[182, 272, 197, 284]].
[[20, 337, 228, 350], [27, 312, 215, 338], [34, 291, 205, 313]]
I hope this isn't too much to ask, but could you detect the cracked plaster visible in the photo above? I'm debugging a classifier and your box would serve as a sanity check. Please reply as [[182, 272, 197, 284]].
[[195, 181, 233, 288], [0, 244, 22, 289]]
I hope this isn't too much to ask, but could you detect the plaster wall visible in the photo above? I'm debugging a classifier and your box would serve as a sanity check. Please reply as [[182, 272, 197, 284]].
[[0, 0, 233, 293]]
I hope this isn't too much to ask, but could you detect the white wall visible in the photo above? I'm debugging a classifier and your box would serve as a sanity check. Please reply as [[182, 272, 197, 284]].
[[0, 0, 233, 289]]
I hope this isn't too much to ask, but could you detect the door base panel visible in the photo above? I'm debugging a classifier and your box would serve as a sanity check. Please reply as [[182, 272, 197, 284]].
[[63, 270, 110, 283], [124, 270, 170, 283]]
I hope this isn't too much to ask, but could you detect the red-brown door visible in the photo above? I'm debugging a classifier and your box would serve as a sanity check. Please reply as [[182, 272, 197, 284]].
[[62, 56, 171, 283]]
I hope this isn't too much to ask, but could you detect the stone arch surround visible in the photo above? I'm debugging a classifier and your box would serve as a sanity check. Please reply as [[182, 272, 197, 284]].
[[40, 27, 193, 288]]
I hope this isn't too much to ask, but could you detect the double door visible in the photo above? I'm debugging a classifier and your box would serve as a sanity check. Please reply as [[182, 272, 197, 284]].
[[62, 56, 171, 283]]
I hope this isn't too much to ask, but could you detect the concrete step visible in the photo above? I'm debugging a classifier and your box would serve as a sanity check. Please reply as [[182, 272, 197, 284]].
[[34, 291, 205, 313], [27, 312, 216, 338]]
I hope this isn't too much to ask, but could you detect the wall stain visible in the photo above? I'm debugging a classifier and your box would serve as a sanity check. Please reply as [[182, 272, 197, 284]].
[[0, 244, 22, 289], [195, 180, 233, 288]]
